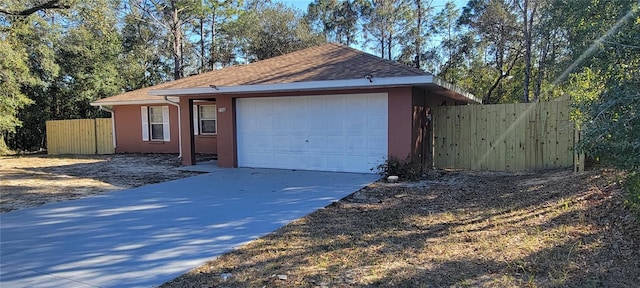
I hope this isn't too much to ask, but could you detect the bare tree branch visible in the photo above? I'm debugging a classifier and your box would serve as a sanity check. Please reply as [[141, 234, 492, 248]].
[[0, 0, 70, 16]]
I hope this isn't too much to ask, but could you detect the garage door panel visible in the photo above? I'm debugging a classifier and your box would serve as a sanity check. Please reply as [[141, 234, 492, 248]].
[[367, 116, 387, 134], [327, 117, 346, 133], [289, 136, 307, 152], [271, 98, 290, 113], [287, 153, 308, 168], [345, 155, 367, 171], [242, 152, 273, 167], [325, 154, 345, 170], [258, 116, 274, 130], [290, 117, 309, 133], [272, 115, 290, 132], [307, 136, 327, 151], [327, 136, 346, 151], [272, 136, 291, 151], [367, 93, 387, 109], [325, 97, 346, 115], [309, 116, 328, 131], [306, 154, 327, 170], [306, 95, 327, 109], [346, 116, 367, 134], [346, 96, 368, 112], [237, 93, 387, 173], [241, 135, 268, 150], [271, 152, 294, 168], [367, 135, 388, 151], [347, 136, 367, 151]]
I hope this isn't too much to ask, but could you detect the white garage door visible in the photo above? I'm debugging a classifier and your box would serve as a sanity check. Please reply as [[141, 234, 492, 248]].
[[236, 93, 388, 173]]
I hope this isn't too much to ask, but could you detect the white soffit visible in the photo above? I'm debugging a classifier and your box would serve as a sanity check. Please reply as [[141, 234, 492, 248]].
[[149, 75, 435, 96]]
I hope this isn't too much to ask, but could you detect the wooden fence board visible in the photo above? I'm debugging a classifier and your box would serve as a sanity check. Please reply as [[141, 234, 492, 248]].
[[469, 105, 479, 170], [496, 104, 507, 171], [46, 118, 114, 155], [556, 100, 573, 166], [455, 107, 464, 169], [514, 103, 528, 171], [487, 106, 498, 170], [432, 107, 443, 168], [478, 105, 489, 170], [449, 108, 458, 168], [433, 100, 575, 171], [505, 104, 516, 171], [546, 102, 556, 168], [525, 104, 535, 169], [456, 106, 470, 167], [444, 107, 454, 168], [95, 118, 115, 154]]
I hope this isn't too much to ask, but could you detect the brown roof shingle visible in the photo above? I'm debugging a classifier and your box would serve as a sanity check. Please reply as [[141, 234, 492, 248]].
[[93, 43, 429, 105]]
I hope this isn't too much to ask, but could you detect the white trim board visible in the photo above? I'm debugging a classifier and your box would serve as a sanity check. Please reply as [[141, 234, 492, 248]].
[[149, 75, 434, 96]]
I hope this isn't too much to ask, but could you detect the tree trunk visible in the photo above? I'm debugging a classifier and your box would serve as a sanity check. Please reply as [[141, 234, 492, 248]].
[[447, 17, 452, 71], [415, 0, 421, 68], [210, 9, 217, 70], [534, 38, 549, 102], [171, 0, 183, 80], [380, 25, 385, 58], [522, 0, 536, 103], [199, 16, 205, 73], [388, 34, 392, 60], [0, 134, 10, 155]]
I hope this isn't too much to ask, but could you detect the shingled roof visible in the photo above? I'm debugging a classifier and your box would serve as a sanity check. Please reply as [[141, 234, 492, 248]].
[[91, 43, 482, 105], [160, 43, 428, 89]]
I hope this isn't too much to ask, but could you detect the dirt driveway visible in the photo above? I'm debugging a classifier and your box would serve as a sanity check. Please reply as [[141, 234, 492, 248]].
[[0, 154, 203, 213]]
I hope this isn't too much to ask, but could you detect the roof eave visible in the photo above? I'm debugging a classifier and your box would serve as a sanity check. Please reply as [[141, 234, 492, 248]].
[[431, 77, 482, 104], [148, 75, 480, 104], [149, 75, 436, 96], [89, 99, 176, 106]]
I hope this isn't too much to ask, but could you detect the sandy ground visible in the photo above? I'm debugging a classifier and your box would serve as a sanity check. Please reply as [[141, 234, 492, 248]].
[[0, 154, 203, 213], [161, 169, 640, 287]]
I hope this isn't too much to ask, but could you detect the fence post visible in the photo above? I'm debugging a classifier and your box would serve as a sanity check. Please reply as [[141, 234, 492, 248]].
[[93, 118, 98, 154], [574, 128, 585, 173]]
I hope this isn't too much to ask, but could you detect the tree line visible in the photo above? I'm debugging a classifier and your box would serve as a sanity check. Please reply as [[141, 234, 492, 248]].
[[1, 0, 638, 175]]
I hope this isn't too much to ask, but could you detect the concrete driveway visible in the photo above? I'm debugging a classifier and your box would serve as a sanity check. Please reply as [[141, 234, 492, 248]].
[[0, 168, 378, 287]]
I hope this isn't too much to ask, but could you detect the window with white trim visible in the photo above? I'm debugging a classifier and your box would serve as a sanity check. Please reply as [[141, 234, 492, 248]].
[[141, 106, 170, 141], [193, 105, 217, 135]]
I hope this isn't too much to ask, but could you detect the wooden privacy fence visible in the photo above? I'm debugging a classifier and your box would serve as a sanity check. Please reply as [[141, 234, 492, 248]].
[[46, 118, 114, 155], [432, 100, 575, 171]]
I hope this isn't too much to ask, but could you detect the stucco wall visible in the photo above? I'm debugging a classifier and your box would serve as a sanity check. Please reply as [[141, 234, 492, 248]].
[[194, 135, 217, 154], [387, 87, 414, 161], [114, 104, 216, 155]]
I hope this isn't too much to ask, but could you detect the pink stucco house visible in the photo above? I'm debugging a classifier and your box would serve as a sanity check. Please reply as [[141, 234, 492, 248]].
[[90, 43, 479, 173]]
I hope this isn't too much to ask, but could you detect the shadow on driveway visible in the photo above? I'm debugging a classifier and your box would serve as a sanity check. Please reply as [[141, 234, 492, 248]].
[[0, 168, 379, 288]]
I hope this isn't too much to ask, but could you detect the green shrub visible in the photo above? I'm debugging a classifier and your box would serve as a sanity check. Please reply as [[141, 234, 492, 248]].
[[574, 75, 639, 172], [624, 173, 640, 218], [375, 156, 423, 182]]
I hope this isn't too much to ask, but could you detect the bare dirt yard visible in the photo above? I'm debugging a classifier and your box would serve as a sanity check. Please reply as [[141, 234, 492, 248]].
[[2, 155, 638, 287], [0, 153, 202, 213], [162, 169, 640, 288]]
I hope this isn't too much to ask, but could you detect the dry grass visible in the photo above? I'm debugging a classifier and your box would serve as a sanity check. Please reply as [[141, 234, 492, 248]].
[[162, 169, 640, 287], [0, 153, 201, 213]]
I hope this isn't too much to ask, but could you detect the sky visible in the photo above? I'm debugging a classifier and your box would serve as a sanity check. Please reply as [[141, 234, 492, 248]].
[[274, 0, 469, 13], [273, 0, 470, 55]]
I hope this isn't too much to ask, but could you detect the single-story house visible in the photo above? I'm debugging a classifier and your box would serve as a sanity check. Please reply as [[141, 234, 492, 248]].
[[91, 43, 480, 173]]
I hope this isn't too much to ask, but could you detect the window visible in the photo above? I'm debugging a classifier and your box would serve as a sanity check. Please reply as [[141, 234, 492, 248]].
[[141, 106, 170, 141], [194, 105, 217, 135]]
